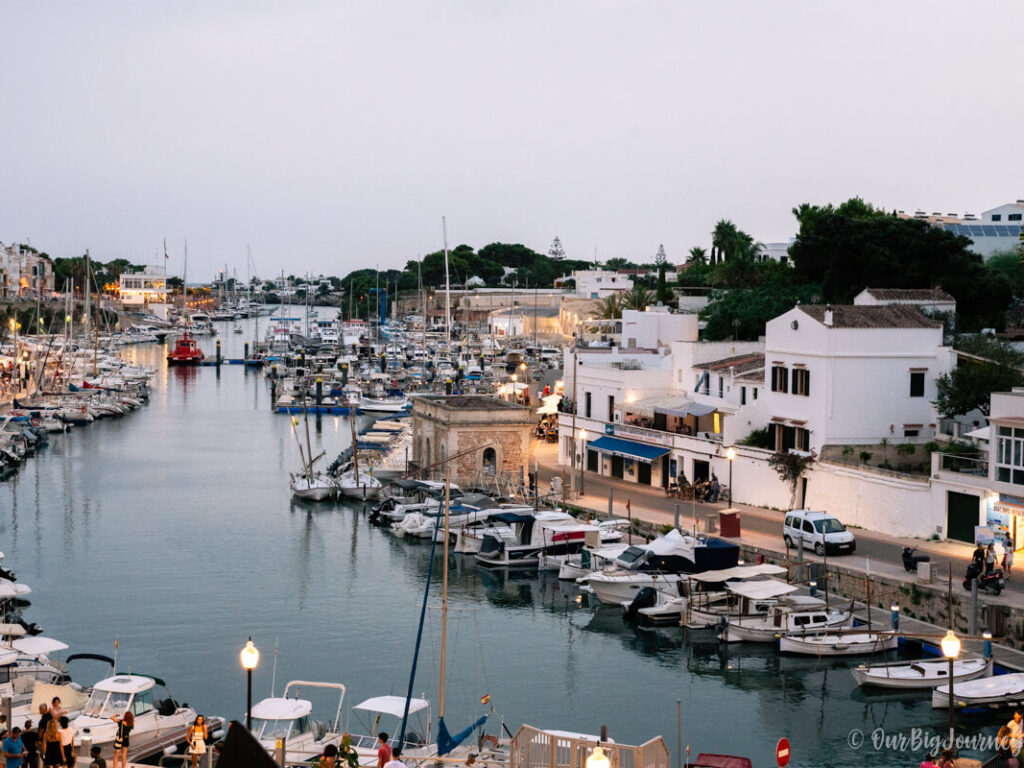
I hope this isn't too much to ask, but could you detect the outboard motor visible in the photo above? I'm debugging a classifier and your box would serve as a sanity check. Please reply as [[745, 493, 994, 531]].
[[624, 586, 658, 622]]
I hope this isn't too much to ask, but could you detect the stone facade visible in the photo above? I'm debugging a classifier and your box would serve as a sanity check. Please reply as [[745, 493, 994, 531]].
[[411, 394, 534, 486]]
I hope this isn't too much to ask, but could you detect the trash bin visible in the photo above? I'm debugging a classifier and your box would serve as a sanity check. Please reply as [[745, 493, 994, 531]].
[[719, 510, 741, 538]]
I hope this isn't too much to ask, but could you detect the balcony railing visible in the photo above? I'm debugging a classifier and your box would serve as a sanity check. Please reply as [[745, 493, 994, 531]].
[[937, 452, 989, 477]]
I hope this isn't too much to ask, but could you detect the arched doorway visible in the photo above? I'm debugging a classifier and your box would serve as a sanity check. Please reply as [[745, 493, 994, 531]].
[[482, 447, 497, 476]]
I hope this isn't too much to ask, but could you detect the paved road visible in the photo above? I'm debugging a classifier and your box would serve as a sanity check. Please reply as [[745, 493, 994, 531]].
[[531, 441, 1023, 600]]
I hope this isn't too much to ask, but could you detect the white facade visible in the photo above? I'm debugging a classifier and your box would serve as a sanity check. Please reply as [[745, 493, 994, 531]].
[[566, 269, 633, 299], [853, 288, 956, 315], [762, 305, 953, 453]]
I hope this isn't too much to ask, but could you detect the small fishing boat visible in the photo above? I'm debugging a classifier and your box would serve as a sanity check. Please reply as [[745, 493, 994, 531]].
[[932, 670, 1024, 709], [779, 631, 898, 656], [166, 330, 205, 365], [853, 656, 991, 689], [719, 590, 853, 643], [250, 680, 346, 762]]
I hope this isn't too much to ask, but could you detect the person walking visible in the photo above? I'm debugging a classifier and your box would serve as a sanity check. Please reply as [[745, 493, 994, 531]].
[[375, 733, 391, 768], [383, 748, 406, 768], [186, 716, 208, 768], [2, 726, 25, 768], [35, 707, 50, 745], [1005, 533, 1015, 579], [111, 712, 133, 768], [987, 543, 998, 574], [20, 722, 37, 768], [57, 717, 73, 768], [40, 722, 61, 768]]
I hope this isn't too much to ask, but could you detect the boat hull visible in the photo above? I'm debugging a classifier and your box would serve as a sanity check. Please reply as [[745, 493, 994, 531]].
[[932, 670, 1024, 708], [779, 633, 898, 656], [853, 657, 991, 690]]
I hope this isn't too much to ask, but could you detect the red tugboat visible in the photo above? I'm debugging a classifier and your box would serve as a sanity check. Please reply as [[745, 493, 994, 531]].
[[166, 330, 205, 365]]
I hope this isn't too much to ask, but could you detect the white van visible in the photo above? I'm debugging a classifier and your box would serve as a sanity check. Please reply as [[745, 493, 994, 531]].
[[783, 510, 856, 556]]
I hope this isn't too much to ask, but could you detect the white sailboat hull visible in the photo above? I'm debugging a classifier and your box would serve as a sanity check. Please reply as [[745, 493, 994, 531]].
[[852, 657, 991, 690], [932, 670, 1024, 708], [779, 632, 898, 656]]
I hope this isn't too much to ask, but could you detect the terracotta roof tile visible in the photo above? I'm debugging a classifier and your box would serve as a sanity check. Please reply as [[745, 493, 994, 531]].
[[798, 305, 942, 329]]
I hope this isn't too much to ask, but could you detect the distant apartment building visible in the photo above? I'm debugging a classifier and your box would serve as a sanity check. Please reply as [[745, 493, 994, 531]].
[[0, 243, 54, 298], [897, 201, 1024, 259], [555, 269, 633, 299]]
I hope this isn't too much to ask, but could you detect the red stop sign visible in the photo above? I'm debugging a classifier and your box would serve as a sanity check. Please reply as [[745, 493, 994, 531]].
[[776, 738, 791, 767]]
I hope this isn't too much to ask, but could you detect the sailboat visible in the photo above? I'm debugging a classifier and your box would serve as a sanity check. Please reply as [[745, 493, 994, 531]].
[[288, 401, 335, 501], [335, 413, 382, 500]]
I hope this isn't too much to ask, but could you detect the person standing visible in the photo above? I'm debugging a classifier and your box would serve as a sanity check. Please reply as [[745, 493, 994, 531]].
[[40, 722, 61, 768], [383, 748, 406, 768], [1005, 533, 1015, 579], [111, 712, 133, 768], [1008, 711, 1024, 756], [20, 722, 37, 768], [48, 702, 63, 724], [376, 733, 392, 768], [57, 717, 74, 768], [987, 543, 998, 574], [187, 716, 208, 768], [87, 746, 105, 768], [2, 726, 25, 768], [34, 707, 50, 746]]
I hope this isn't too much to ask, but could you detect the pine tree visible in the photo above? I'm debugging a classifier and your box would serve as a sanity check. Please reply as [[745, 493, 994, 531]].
[[548, 236, 565, 261]]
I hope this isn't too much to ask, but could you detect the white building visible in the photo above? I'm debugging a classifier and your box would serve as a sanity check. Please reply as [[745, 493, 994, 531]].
[[762, 305, 952, 454], [557, 269, 633, 299], [119, 268, 171, 320], [901, 200, 1024, 259], [853, 287, 956, 315]]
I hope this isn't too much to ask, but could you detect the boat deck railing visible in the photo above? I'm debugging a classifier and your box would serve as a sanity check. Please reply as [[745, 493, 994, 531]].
[[510, 725, 669, 768]]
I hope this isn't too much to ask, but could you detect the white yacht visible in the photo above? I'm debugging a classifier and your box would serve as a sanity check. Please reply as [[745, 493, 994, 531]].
[[250, 680, 346, 762], [474, 511, 601, 568], [719, 589, 853, 643]]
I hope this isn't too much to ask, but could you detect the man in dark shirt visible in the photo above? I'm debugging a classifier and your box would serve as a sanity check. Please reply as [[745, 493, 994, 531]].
[[19, 722, 37, 768], [35, 706, 51, 741]]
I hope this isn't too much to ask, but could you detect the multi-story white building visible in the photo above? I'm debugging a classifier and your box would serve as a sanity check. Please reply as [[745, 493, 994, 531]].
[[898, 201, 1024, 259], [1, 243, 54, 298], [119, 268, 171, 320], [556, 269, 633, 299], [762, 304, 952, 454]]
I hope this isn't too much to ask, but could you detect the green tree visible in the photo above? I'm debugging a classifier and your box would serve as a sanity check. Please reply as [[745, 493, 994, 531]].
[[687, 247, 707, 265], [604, 257, 636, 270], [548, 236, 565, 261], [935, 338, 1024, 417], [622, 285, 654, 311], [654, 244, 672, 304], [768, 450, 816, 510], [701, 281, 821, 341], [590, 294, 622, 320]]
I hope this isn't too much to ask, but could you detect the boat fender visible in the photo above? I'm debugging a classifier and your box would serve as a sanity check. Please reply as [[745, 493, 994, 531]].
[[30, 417, 40, 427], [479, 734, 499, 751], [164, 746, 178, 756], [212, 729, 224, 740]]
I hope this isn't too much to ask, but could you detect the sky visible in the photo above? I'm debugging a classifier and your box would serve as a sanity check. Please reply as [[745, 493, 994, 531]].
[[2, 1, 1022, 281]]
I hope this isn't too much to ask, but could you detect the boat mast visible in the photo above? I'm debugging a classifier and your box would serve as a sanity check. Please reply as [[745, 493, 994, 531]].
[[443, 216, 450, 346], [83, 249, 91, 342], [439, 467, 451, 720], [183, 239, 189, 326]]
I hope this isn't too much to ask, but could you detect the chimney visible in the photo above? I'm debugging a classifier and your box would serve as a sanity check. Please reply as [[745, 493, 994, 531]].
[[824, 306, 834, 327]]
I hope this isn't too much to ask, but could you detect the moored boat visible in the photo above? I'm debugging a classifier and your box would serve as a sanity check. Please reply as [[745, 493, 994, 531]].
[[932, 670, 1024, 709], [779, 631, 898, 656], [853, 656, 991, 689], [166, 330, 205, 365]]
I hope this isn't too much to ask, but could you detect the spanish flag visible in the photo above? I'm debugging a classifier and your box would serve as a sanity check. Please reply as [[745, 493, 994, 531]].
[[480, 694, 491, 705]]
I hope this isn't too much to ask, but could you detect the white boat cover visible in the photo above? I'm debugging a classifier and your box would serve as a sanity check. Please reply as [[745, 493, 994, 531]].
[[353, 696, 429, 718], [0, 624, 27, 637], [689, 564, 787, 582], [12, 637, 69, 655], [30, 683, 87, 715], [0, 582, 31, 598], [940, 671, 1024, 699], [727, 580, 798, 600]]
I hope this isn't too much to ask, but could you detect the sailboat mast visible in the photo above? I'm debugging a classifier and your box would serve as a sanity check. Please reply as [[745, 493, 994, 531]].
[[443, 217, 450, 346], [439, 468, 451, 719], [183, 239, 189, 323], [83, 249, 91, 341]]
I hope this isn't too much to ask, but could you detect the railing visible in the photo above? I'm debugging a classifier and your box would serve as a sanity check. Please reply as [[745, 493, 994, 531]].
[[510, 725, 670, 768], [937, 452, 989, 477]]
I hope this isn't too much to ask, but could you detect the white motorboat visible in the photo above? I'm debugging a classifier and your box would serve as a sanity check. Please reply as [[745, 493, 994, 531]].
[[474, 511, 601, 568], [346, 695, 437, 764], [290, 471, 336, 501], [251, 680, 346, 762], [853, 657, 991, 689], [719, 590, 853, 643], [680, 564, 790, 628], [71, 674, 223, 762], [778, 632, 898, 656], [932, 670, 1024, 708], [554, 543, 631, 580], [359, 396, 411, 415]]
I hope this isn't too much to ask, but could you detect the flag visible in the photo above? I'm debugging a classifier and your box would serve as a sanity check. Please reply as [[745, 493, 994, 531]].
[[163, 238, 168, 261], [480, 694, 490, 705], [292, 417, 299, 426]]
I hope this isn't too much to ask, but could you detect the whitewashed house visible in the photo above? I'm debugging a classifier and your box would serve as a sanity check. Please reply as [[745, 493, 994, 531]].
[[853, 287, 956, 315]]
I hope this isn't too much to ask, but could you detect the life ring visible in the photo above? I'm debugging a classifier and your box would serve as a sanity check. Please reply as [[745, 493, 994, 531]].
[[479, 734, 499, 751], [30, 417, 41, 427]]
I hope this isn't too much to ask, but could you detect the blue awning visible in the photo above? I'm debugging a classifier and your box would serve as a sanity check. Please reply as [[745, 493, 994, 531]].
[[588, 436, 669, 463]]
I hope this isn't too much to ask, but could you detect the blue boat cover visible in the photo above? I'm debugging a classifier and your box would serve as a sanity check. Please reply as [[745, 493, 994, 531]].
[[588, 435, 669, 463], [437, 714, 489, 756]]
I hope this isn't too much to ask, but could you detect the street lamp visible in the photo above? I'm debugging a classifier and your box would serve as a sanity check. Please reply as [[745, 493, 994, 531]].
[[941, 629, 961, 751], [586, 746, 609, 768], [579, 428, 588, 495], [725, 447, 736, 507], [240, 637, 260, 730]]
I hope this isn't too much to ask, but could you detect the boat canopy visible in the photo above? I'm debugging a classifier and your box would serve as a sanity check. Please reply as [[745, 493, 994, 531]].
[[490, 512, 535, 524], [0, 649, 19, 666], [688, 564, 787, 583], [251, 697, 313, 720], [727, 580, 798, 600], [12, 637, 69, 655], [0, 623, 28, 637], [97, 674, 162, 692], [0, 582, 31, 598], [353, 696, 429, 718]]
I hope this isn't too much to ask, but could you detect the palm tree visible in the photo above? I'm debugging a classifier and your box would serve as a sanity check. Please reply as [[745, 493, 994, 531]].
[[712, 219, 739, 264], [622, 285, 654, 311], [590, 294, 622, 320], [687, 246, 707, 265]]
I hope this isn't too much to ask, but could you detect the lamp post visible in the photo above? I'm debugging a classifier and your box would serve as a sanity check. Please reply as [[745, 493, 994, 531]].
[[579, 429, 588, 495], [725, 447, 736, 507], [941, 629, 961, 751], [240, 637, 260, 730]]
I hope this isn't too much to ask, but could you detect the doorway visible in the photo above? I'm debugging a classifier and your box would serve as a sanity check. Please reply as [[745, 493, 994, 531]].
[[693, 459, 710, 484], [638, 462, 652, 485], [611, 455, 624, 479]]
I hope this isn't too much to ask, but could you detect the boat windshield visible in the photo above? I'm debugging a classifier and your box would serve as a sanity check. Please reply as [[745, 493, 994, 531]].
[[252, 717, 294, 742], [814, 519, 846, 534], [83, 689, 134, 718]]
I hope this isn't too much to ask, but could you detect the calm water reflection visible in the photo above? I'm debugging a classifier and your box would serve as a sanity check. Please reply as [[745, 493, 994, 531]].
[[0, 319, 1004, 766]]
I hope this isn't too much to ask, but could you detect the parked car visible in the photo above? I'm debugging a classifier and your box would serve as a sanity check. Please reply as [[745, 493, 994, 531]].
[[783, 510, 856, 556]]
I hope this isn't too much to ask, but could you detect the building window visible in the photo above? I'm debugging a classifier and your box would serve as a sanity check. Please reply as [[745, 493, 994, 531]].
[[909, 371, 925, 398], [482, 447, 497, 476], [791, 368, 810, 397], [1010, 214, 1023, 222], [607, 395, 615, 421], [904, 429, 919, 438], [771, 424, 810, 452], [718, 377, 724, 398], [997, 426, 1024, 485], [585, 391, 592, 418], [753, 388, 758, 400], [992, 214, 1002, 222], [740, 387, 747, 406], [771, 366, 788, 393]]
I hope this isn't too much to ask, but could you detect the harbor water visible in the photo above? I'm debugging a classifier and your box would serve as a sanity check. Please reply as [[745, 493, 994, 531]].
[[0, 314, 1007, 766]]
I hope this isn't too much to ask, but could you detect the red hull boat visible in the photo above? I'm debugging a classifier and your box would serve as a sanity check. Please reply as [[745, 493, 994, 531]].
[[167, 331, 205, 365]]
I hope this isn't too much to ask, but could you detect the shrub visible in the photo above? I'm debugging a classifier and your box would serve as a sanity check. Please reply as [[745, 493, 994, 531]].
[[859, 451, 873, 464]]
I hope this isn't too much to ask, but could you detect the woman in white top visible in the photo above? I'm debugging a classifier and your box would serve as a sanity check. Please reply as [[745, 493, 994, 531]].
[[58, 715, 74, 767]]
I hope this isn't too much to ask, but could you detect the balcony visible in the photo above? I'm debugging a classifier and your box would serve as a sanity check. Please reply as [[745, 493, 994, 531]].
[[934, 452, 989, 478]]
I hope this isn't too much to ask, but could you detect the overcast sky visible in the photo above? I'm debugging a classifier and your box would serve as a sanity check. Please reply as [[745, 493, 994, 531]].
[[2, 1, 1022, 280]]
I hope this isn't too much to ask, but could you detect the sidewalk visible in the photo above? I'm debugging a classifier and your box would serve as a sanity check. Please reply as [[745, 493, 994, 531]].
[[530, 440, 1024, 612]]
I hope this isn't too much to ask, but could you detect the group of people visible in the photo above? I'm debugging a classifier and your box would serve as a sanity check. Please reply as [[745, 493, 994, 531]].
[[0, 697, 109, 768], [972, 533, 1015, 579]]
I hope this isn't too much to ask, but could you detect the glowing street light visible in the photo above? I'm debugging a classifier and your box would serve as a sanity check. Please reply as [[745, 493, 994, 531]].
[[941, 629, 961, 749], [240, 637, 260, 729]]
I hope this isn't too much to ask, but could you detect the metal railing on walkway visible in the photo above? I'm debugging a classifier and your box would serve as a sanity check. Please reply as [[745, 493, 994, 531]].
[[510, 725, 669, 768], [937, 452, 989, 476]]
